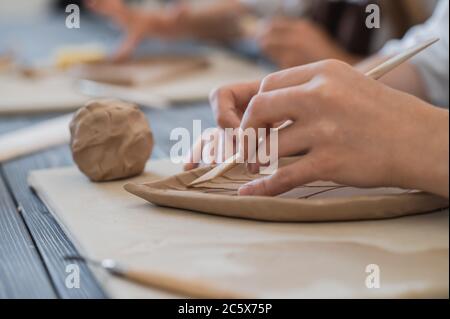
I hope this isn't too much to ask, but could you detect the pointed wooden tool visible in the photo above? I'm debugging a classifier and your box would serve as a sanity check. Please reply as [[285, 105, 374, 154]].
[[65, 255, 247, 299], [189, 38, 439, 187]]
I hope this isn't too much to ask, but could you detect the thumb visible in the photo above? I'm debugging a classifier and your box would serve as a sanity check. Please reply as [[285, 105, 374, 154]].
[[238, 157, 317, 196]]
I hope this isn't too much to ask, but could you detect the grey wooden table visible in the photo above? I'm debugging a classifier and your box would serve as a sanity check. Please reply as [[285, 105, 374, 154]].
[[0, 12, 225, 299]]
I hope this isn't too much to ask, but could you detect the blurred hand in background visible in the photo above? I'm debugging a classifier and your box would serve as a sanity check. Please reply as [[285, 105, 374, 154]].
[[86, 0, 183, 61], [85, 0, 435, 68], [85, 0, 243, 61], [257, 19, 361, 68]]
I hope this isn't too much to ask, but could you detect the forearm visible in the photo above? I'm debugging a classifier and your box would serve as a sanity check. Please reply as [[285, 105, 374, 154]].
[[356, 56, 429, 102], [392, 99, 449, 198]]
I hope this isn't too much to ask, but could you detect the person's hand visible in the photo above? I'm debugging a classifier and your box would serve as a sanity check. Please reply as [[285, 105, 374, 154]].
[[237, 60, 449, 198], [210, 81, 261, 129], [183, 81, 260, 171], [85, 0, 180, 61], [257, 19, 360, 68]]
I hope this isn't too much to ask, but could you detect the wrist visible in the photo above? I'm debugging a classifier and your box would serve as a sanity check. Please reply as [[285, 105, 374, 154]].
[[391, 100, 449, 197]]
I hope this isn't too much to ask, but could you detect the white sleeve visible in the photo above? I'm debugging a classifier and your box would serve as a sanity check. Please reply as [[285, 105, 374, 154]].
[[381, 0, 449, 108]]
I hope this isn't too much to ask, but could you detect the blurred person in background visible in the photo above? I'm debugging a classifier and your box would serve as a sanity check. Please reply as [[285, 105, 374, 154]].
[[83, 0, 436, 67]]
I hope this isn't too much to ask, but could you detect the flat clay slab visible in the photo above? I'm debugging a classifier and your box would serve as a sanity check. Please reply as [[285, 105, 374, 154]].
[[125, 159, 449, 222], [75, 51, 270, 106], [69, 55, 209, 86]]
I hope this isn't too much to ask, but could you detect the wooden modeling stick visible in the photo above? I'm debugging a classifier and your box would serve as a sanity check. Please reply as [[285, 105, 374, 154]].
[[189, 38, 439, 187], [65, 255, 248, 299]]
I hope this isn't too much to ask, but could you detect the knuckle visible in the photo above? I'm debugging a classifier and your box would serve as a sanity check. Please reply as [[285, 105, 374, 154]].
[[316, 60, 332, 73], [209, 86, 226, 104], [312, 75, 328, 90], [318, 59, 347, 74], [260, 74, 278, 92], [316, 120, 340, 140], [303, 76, 329, 101], [315, 78, 334, 100], [306, 75, 337, 102]]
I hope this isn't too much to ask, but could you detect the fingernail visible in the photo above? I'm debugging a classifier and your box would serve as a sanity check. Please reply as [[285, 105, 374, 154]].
[[238, 184, 255, 196]]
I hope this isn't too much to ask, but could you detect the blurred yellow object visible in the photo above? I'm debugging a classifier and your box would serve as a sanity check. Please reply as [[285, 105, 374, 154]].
[[54, 44, 106, 69]]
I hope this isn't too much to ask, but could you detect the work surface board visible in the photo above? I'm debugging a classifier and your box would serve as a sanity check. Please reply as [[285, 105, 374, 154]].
[[0, 72, 88, 114], [28, 159, 450, 299]]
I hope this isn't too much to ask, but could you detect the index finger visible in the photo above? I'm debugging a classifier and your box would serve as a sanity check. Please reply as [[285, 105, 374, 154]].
[[239, 87, 310, 160], [258, 61, 326, 93], [210, 81, 260, 129]]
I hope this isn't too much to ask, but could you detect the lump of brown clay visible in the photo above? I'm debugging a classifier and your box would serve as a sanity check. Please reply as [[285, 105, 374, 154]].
[[70, 99, 154, 182]]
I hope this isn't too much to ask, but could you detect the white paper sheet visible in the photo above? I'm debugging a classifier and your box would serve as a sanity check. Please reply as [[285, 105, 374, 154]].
[[0, 73, 88, 114], [28, 160, 449, 299]]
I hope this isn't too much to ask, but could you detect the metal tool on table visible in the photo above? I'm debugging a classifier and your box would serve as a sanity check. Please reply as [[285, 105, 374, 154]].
[[64, 255, 247, 299], [189, 38, 440, 187]]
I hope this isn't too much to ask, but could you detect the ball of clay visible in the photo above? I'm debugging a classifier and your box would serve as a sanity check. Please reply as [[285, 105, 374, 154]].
[[70, 99, 154, 182]]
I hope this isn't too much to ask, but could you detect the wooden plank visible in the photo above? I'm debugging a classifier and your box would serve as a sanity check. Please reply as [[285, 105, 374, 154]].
[[0, 115, 106, 298], [0, 172, 56, 298], [2, 146, 107, 299]]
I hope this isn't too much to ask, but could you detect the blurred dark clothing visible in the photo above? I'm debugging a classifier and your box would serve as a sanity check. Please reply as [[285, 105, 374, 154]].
[[53, 0, 86, 12], [311, 0, 377, 56]]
